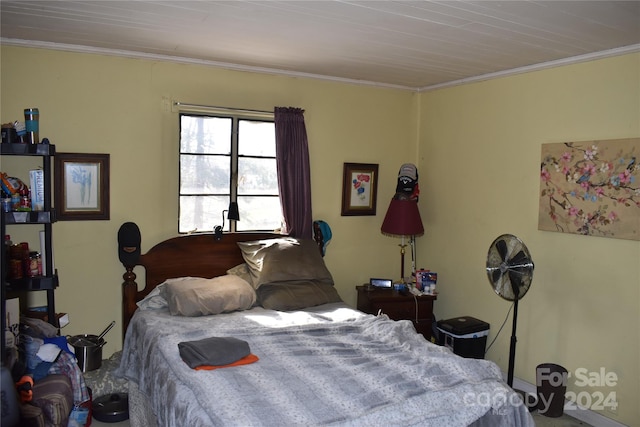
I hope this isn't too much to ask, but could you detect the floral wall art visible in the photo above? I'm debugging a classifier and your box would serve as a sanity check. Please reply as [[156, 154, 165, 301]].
[[539, 138, 639, 241]]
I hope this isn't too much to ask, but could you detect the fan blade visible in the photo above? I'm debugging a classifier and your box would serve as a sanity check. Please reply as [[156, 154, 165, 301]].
[[508, 270, 522, 298], [492, 268, 503, 284], [496, 239, 508, 262], [508, 250, 529, 267]]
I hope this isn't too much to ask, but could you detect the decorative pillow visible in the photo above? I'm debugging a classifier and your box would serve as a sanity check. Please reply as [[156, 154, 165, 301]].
[[226, 263, 252, 285], [160, 275, 256, 317], [257, 281, 343, 311], [237, 238, 333, 288]]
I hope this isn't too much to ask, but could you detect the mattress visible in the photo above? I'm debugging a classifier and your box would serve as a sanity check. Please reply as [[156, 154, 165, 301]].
[[116, 302, 534, 427]]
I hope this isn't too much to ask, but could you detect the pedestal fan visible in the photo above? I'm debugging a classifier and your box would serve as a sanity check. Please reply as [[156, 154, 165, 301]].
[[485, 234, 535, 388]]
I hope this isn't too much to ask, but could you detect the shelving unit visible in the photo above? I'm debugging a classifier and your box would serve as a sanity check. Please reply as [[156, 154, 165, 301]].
[[1, 143, 59, 364]]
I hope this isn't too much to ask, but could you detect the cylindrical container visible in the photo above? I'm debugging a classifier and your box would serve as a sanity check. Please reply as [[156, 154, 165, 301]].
[[8, 243, 22, 260], [1, 127, 17, 144], [24, 108, 39, 144], [9, 259, 23, 280], [14, 121, 26, 144], [11, 193, 20, 211], [68, 334, 105, 372], [536, 363, 568, 417], [18, 242, 30, 278], [19, 194, 31, 212], [29, 252, 41, 277], [8, 242, 22, 280], [2, 198, 11, 212]]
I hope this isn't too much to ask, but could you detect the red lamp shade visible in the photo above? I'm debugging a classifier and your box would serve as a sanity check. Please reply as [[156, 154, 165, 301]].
[[381, 198, 424, 237]]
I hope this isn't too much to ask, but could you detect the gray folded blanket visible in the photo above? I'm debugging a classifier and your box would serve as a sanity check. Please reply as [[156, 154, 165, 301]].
[[178, 336, 250, 369]]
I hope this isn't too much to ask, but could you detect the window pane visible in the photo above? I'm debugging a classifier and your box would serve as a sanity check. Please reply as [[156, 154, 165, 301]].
[[179, 195, 229, 233], [180, 154, 230, 194], [179, 112, 279, 234], [236, 196, 282, 231], [238, 157, 278, 195], [180, 115, 232, 154], [239, 120, 275, 156]]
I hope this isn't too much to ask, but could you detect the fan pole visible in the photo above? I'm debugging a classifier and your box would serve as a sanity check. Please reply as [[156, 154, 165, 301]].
[[507, 298, 518, 388]]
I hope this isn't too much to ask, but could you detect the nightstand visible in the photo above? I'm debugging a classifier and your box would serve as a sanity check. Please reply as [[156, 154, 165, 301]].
[[356, 285, 437, 340]]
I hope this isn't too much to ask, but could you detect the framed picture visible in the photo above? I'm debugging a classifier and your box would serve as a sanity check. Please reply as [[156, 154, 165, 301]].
[[54, 153, 110, 220], [341, 162, 378, 216]]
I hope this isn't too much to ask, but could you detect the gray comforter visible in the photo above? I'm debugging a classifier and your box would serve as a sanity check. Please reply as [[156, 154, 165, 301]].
[[117, 302, 534, 427]]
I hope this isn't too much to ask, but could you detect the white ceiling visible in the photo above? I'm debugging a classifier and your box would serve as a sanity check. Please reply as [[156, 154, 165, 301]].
[[1, 1, 639, 91]]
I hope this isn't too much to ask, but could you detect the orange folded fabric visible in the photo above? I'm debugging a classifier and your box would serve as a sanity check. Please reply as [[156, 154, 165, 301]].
[[194, 353, 259, 371]]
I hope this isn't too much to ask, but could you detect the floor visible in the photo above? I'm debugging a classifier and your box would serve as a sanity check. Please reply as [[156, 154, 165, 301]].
[[91, 418, 129, 427], [89, 410, 592, 427], [532, 411, 593, 427]]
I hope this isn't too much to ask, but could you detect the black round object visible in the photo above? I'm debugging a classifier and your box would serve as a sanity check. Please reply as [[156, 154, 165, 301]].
[[485, 234, 534, 301], [92, 393, 129, 423], [118, 222, 141, 267]]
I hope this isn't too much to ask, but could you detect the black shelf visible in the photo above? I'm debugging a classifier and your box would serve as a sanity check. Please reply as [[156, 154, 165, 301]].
[[6, 275, 59, 291], [0, 143, 55, 156], [2, 142, 58, 366], [3, 210, 56, 224]]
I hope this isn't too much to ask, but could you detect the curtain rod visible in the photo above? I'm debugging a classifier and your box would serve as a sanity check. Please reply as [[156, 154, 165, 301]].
[[173, 102, 273, 116]]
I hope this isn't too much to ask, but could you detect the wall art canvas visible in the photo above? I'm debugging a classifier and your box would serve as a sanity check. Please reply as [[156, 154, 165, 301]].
[[539, 138, 639, 241]]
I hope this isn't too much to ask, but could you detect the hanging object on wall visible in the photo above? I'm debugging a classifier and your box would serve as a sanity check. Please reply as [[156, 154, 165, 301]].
[[538, 138, 639, 241], [118, 222, 141, 267], [313, 220, 332, 256], [394, 163, 420, 201]]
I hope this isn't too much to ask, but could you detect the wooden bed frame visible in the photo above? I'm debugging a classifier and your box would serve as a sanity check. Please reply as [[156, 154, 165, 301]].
[[119, 232, 534, 427], [121, 232, 283, 339]]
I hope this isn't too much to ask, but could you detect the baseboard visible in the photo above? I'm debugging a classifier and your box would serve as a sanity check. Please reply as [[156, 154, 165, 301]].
[[509, 375, 627, 427]]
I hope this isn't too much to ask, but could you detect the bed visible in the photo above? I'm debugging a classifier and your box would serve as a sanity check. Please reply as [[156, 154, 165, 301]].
[[116, 232, 534, 427]]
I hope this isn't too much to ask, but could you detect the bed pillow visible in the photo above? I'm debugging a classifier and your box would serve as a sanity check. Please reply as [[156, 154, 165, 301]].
[[238, 237, 333, 288], [226, 263, 252, 285], [257, 281, 342, 311], [236, 238, 283, 286], [138, 277, 203, 311], [160, 275, 256, 316]]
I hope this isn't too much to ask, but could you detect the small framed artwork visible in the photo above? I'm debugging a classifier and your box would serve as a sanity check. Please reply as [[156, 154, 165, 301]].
[[54, 153, 110, 220], [341, 162, 378, 216]]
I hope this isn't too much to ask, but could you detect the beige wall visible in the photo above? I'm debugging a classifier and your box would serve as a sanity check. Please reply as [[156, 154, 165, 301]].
[[2, 45, 638, 425], [0, 45, 416, 349], [419, 53, 639, 425]]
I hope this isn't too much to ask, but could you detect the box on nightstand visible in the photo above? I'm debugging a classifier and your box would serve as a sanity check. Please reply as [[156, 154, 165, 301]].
[[437, 316, 489, 359]]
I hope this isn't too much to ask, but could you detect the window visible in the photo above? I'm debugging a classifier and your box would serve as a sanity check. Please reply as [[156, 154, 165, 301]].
[[179, 112, 281, 234]]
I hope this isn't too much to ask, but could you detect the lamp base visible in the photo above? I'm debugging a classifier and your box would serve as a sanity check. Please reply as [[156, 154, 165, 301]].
[[214, 225, 223, 240]]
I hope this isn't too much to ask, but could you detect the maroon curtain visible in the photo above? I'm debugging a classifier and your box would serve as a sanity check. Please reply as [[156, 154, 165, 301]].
[[274, 107, 312, 238]]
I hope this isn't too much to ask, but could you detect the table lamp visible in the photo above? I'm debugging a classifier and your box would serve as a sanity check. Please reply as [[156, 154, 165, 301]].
[[380, 198, 424, 283]]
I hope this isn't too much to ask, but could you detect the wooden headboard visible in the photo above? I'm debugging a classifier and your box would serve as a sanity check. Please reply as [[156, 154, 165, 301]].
[[121, 232, 283, 338]]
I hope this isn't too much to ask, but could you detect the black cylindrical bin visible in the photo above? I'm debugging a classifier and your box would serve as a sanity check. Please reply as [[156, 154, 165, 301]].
[[536, 363, 568, 417]]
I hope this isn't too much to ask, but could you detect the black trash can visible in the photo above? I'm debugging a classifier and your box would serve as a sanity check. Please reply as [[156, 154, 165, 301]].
[[536, 363, 568, 417]]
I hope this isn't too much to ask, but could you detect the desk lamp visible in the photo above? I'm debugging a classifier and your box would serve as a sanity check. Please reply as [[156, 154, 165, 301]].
[[214, 202, 240, 240]]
